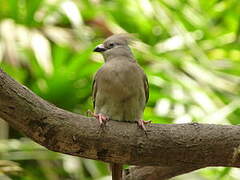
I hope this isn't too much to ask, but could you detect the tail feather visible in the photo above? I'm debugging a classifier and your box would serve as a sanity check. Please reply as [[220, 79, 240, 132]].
[[111, 163, 123, 180]]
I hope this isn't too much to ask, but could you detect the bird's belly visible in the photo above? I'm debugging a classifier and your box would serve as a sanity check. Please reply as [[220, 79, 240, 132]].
[[95, 80, 144, 121], [95, 93, 143, 121]]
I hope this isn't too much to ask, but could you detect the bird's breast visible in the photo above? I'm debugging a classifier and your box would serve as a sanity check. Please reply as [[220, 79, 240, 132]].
[[97, 62, 142, 99], [94, 61, 145, 121]]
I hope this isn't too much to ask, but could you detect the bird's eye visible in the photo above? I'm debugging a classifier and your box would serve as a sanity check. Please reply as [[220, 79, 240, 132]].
[[109, 43, 114, 48]]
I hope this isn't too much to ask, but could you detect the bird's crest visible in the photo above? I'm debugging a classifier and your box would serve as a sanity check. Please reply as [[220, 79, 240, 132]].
[[105, 33, 135, 45]]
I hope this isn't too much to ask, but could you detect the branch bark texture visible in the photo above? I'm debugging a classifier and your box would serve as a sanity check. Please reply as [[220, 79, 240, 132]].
[[124, 165, 203, 180], [1, 68, 240, 179]]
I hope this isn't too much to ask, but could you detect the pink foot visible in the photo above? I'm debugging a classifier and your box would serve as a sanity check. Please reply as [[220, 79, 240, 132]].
[[94, 113, 109, 126], [137, 120, 151, 131], [87, 110, 109, 126]]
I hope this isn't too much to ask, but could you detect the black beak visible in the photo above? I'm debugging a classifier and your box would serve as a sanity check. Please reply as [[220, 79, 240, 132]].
[[93, 44, 106, 52]]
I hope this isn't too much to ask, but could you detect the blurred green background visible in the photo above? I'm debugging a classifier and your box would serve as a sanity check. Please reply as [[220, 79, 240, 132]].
[[0, 0, 240, 179]]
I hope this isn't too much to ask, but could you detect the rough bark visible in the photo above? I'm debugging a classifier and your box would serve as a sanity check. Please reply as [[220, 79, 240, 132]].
[[0, 68, 240, 180], [124, 165, 204, 180]]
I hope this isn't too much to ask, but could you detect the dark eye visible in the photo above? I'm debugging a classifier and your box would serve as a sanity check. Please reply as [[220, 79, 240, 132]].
[[109, 43, 114, 48]]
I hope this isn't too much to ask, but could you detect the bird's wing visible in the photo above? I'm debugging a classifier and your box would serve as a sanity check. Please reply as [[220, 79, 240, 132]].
[[92, 78, 96, 109], [92, 66, 105, 109], [144, 74, 149, 104], [92, 71, 99, 109]]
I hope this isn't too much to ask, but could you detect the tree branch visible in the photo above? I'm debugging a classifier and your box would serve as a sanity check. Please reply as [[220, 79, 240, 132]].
[[124, 165, 204, 180], [1, 68, 240, 179]]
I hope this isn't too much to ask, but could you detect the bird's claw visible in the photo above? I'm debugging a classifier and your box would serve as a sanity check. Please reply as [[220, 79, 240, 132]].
[[87, 110, 109, 126], [137, 120, 151, 131], [95, 114, 109, 126]]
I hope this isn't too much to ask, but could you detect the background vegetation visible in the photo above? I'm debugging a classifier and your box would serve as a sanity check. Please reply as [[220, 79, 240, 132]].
[[0, 0, 239, 179]]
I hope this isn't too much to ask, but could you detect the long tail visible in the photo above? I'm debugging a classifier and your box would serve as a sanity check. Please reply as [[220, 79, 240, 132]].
[[111, 163, 123, 180]]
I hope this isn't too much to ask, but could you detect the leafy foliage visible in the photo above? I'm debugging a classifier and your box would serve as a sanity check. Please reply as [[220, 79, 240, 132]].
[[0, 0, 240, 179]]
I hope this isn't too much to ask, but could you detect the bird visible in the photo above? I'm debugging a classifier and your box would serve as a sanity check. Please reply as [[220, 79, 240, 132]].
[[92, 34, 149, 180]]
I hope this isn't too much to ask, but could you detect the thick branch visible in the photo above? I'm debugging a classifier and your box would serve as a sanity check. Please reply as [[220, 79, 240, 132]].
[[1, 68, 240, 179], [124, 165, 203, 180]]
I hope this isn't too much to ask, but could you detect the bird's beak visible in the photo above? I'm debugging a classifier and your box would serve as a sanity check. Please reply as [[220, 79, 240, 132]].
[[93, 44, 106, 52]]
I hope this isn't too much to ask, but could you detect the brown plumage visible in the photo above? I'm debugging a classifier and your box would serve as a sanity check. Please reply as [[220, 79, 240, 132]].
[[92, 34, 149, 180]]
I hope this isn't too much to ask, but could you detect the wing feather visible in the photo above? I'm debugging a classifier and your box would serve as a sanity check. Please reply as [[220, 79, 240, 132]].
[[144, 74, 149, 104]]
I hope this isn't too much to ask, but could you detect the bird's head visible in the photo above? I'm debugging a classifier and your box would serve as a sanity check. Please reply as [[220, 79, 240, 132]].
[[94, 34, 134, 62]]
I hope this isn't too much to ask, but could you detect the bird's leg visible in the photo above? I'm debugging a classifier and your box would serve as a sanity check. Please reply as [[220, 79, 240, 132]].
[[87, 110, 109, 126], [137, 120, 151, 131], [95, 114, 109, 126]]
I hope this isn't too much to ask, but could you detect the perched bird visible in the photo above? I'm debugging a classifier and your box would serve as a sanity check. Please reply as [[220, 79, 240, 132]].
[[92, 34, 149, 180]]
